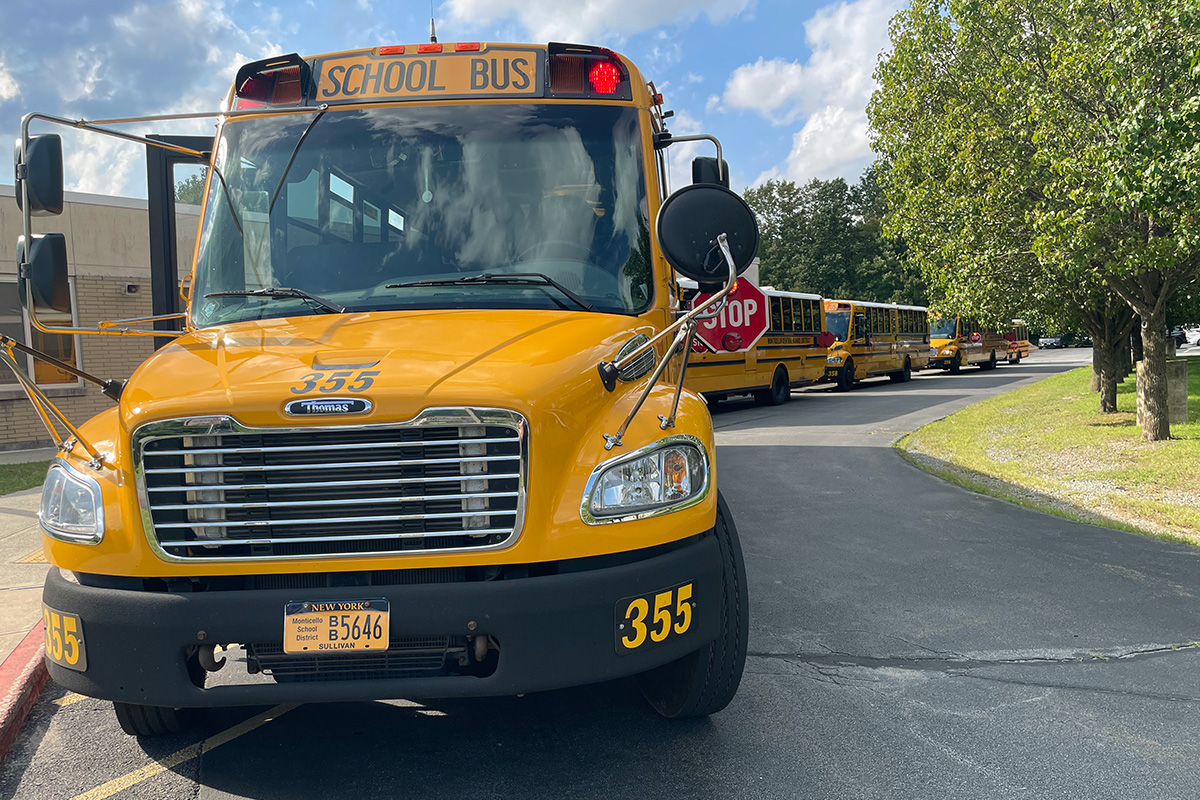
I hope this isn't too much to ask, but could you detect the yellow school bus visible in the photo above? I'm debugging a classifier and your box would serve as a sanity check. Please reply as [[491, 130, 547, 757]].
[[928, 317, 1009, 371], [11, 41, 758, 736], [823, 299, 930, 390], [1009, 319, 1031, 363], [680, 280, 828, 406]]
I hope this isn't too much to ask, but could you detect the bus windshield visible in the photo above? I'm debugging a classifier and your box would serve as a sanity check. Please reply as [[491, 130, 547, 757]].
[[930, 318, 958, 338], [191, 104, 652, 327], [825, 311, 850, 342]]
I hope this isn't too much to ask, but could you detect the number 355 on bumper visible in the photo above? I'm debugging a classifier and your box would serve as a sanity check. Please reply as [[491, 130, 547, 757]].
[[615, 582, 695, 653]]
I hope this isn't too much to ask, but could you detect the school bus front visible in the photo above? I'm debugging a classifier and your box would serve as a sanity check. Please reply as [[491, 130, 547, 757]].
[[24, 42, 752, 734]]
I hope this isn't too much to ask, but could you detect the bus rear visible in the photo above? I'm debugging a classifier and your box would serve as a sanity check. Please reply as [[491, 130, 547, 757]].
[[14, 41, 760, 736]]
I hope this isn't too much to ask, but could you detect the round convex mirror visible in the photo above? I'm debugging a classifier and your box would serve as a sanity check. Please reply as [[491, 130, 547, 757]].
[[656, 184, 759, 290]]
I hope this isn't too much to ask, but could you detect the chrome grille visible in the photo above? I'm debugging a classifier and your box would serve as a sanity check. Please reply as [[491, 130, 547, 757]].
[[133, 409, 526, 561]]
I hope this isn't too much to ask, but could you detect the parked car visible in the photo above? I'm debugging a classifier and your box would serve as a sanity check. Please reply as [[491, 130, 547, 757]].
[[1170, 326, 1188, 347], [1186, 327, 1200, 346], [1040, 336, 1064, 349]]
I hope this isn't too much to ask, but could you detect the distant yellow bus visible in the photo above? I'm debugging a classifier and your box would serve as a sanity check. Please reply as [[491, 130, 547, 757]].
[[929, 317, 1009, 371], [683, 281, 828, 405], [1009, 320, 1031, 363], [823, 299, 930, 390]]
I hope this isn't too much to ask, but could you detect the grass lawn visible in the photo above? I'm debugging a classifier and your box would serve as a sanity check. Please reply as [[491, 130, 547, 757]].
[[0, 461, 50, 497], [900, 358, 1200, 544]]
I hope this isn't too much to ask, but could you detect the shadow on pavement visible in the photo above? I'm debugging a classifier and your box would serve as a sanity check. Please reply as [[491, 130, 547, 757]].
[[160, 680, 749, 799]]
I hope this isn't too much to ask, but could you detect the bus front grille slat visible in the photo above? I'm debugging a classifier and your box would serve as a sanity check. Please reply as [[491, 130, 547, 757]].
[[133, 410, 526, 561]]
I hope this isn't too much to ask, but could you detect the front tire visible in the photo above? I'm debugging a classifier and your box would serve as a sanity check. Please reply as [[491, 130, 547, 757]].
[[981, 350, 997, 370], [637, 492, 748, 719], [949, 353, 962, 374], [1008, 350, 1021, 365], [755, 366, 790, 406], [114, 702, 194, 737], [835, 359, 855, 391]]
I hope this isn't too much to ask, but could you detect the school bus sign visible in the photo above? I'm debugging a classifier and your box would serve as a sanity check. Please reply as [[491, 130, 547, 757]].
[[314, 47, 543, 103], [692, 280, 769, 353]]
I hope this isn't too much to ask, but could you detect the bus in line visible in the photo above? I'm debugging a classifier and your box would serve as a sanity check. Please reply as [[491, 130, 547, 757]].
[[681, 280, 829, 406], [13, 39, 756, 736], [823, 299, 930, 390], [1009, 320, 1031, 363], [929, 317, 1010, 371]]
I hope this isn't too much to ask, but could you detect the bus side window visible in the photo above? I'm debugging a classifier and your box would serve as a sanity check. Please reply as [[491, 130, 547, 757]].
[[770, 297, 782, 332], [782, 299, 794, 331]]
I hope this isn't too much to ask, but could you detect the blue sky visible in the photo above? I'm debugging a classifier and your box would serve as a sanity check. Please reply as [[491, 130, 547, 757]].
[[0, 0, 902, 196]]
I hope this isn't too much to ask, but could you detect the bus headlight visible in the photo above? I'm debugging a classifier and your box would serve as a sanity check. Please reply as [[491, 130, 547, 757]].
[[40, 461, 104, 544], [827, 355, 844, 365], [940, 348, 956, 356], [582, 437, 709, 523]]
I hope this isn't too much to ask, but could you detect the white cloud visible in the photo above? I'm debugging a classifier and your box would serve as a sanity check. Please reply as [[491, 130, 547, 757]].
[[718, 0, 900, 183], [443, 0, 751, 43], [0, 0, 285, 195], [0, 61, 19, 102], [664, 109, 706, 192]]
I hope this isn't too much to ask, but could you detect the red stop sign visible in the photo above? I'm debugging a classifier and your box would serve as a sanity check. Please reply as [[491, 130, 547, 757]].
[[691, 280, 769, 353]]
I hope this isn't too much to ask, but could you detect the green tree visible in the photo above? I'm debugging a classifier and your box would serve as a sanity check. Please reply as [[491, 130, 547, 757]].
[[870, 0, 1200, 439], [175, 169, 208, 205], [743, 169, 922, 304]]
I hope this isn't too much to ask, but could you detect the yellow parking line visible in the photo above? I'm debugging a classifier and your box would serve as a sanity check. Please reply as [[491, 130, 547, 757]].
[[53, 692, 89, 707], [70, 703, 297, 800], [14, 549, 48, 564]]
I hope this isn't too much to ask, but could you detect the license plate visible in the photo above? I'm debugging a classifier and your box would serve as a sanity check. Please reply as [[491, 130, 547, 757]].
[[43, 605, 87, 671], [283, 599, 389, 654], [614, 582, 695, 654]]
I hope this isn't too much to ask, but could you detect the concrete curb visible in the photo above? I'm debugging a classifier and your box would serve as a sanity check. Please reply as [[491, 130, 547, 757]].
[[0, 621, 47, 764]]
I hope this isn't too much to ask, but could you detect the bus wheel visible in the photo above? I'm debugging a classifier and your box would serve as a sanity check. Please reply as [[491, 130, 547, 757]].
[[949, 353, 962, 374], [1008, 350, 1021, 365], [755, 366, 789, 406], [637, 491, 747, 719], [981, 350, 997, 370], [114, 702, 195, 737], [890, 358, 912, 383], [835, 359, 855, 391]]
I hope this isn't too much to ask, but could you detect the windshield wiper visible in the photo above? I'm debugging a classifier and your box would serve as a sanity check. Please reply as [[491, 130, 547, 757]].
[[205, 286, 345, 314], [385, 272, 595, 312]]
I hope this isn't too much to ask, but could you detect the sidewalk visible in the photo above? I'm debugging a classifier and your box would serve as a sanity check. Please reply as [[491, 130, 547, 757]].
[[0, 453, 52, 763]]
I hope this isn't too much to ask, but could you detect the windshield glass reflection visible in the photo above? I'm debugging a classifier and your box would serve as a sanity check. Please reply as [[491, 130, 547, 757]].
[[191, 104, 651, 326]]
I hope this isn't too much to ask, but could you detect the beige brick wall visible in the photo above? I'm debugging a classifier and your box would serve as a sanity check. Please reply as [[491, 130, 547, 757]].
[[1, 186, 200, 451]]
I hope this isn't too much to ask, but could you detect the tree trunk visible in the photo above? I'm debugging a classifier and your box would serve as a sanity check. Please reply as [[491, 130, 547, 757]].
[[1131, 317, 1143, 363], [1139, 310, 1170, 441], [1117, 333, 1131, 380], [1096, 340, 1119, 412], [1090, 342, 1102, 392]]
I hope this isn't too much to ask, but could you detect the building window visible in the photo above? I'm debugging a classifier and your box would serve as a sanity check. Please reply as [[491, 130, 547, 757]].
[[0, 278, 82, 388]]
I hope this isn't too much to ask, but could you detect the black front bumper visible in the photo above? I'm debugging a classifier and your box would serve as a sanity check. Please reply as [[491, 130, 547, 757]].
[[43, 535, 722, 708], [928, 357, 952, 369]]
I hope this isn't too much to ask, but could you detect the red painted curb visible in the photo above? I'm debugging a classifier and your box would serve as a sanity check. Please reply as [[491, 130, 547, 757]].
[[0, 621, 48, 764]]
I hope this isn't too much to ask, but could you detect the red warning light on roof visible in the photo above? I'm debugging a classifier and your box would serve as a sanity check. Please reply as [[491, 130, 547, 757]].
[[588, 61, 622, 95], [379, 45, 406, 55], [455, 42, 481, 52], [418, 43, 443, 54]]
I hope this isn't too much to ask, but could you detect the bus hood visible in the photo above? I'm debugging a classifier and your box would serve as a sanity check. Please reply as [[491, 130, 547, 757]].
[[119, 309, 657, 431]]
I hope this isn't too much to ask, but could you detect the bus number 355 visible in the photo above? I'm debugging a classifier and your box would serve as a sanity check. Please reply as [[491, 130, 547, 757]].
[[620, 583, 694, 650]]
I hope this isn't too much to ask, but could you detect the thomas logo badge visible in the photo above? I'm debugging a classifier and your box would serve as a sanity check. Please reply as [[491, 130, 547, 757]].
[[284, 398, 372, 416]]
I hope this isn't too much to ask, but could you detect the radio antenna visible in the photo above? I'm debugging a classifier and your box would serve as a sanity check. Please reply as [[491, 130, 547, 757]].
[[429, 2, 438, 43]]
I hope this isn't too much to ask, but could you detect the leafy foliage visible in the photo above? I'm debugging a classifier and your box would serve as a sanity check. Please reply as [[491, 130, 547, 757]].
[[743, 166, 923, 304], [175, 169, 208, 206], [869, 0, 1200, 438]]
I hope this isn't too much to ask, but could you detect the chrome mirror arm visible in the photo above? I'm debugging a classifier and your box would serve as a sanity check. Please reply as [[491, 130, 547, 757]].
[[0, 346, 107, 468], [599, 234, 737, 448], [597, 234, 737, 391]]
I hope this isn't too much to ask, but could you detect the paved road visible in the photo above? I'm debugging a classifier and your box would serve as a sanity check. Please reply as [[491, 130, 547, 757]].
[[6, 349, 1200, 800]]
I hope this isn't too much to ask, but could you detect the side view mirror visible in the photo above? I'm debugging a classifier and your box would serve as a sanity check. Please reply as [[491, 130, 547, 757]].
[[691, 156, 730, 188], [16, 233, 71, 312], [656, 183, 759, 292], [13, 134, 64, 216]]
